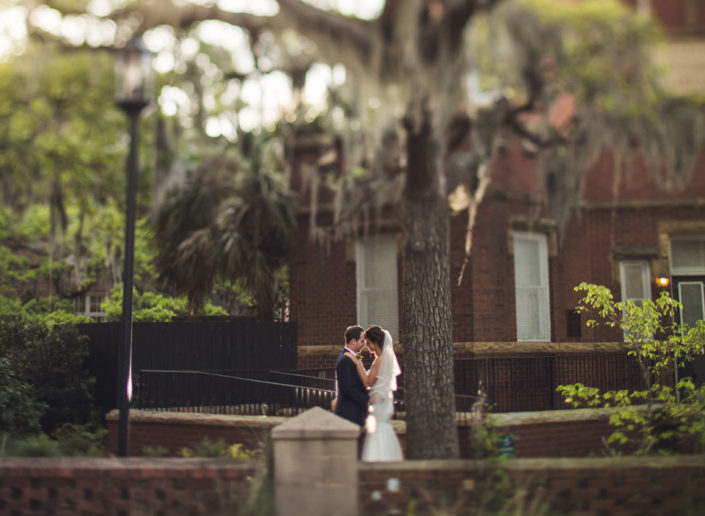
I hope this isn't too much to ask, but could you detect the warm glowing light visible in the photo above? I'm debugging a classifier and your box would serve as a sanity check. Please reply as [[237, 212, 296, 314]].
[[655, 277, 670, 288]]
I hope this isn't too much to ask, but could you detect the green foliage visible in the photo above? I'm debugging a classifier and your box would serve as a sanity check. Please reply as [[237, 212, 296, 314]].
[[178, 437, 257, 459], [51, 423, 106, 457], [557, 283, 705, 455], [0, 357, 46, 450], [0, 295, 88, 326], [469, 415, 508, 459], [154, 135, 295, 319], [0, 42, 160, 307], [5, 433, 62, 457], [142, 445, 169, 458], [468, 393, 513, 459], [0, 316, 97, 431], [0, 42, 126, 215], [3, 423, 106, 457], [102, 284, 227, 322]]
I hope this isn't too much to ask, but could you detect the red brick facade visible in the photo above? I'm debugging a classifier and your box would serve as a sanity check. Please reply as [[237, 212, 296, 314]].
[[289, 136, 705, 353]]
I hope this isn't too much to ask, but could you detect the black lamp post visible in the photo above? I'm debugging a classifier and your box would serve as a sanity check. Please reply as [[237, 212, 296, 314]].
[[114, 37, 152, 457]]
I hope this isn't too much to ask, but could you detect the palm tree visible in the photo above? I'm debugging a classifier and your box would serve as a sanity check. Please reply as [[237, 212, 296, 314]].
[[216, 137, 295, 320], [154, 138, 294, 319]]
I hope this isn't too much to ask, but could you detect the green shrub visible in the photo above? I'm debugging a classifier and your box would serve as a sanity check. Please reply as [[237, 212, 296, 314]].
[[6, 433, 62, 457], [3, 424, 107, 457], [102, 285, 227, 322], [0, 316, 97, 431], [558, 283, 705, 455], [0, 357, 46, 453], [142, 445, 169, 457], [53, 423, 106, 457]]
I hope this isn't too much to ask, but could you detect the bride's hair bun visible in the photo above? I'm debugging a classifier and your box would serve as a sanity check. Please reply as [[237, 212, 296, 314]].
[[365, 325, 385, 347]]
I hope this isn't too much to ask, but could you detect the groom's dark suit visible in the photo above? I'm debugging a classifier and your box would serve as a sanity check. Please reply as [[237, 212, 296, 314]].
[[335, 348, 369, 426]]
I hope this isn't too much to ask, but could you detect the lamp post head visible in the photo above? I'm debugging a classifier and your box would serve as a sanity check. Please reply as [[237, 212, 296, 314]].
[[114, 37, 153, 114]]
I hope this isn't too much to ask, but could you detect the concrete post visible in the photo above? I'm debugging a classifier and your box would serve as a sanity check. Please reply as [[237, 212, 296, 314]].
[[271, 407, 360, 516]]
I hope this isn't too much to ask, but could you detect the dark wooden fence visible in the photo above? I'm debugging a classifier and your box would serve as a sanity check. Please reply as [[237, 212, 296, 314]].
[[79, 320, 297, 414]]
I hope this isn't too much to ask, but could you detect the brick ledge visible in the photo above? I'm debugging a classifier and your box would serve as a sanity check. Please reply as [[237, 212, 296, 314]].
[[299, 342, 630, 356], [106, 409, 287, 428]]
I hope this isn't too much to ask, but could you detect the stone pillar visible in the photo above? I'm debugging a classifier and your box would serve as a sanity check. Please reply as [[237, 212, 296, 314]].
[[271, 407, 360, 516]]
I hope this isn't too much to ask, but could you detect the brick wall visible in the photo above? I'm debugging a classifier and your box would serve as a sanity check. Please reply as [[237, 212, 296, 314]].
[[108, 407, 617, 460], [105, 410, 285, 457], [3, 455, 702, 515], [488, 409, 614, 458], [359, 456, 705, 515], [0, 457, 258, 515], [290, 197, 705, 348], [288, 126, 705, 350]]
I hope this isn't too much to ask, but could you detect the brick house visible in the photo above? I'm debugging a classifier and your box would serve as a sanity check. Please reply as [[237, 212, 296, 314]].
[[288, 0, 705, 380]]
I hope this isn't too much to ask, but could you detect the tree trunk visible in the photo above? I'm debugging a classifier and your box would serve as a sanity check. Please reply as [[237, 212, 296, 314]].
[[401, 102, 459, 459]]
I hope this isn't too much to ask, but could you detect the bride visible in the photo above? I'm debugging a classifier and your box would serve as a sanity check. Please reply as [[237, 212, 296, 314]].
[[346, 325, 403, 461]]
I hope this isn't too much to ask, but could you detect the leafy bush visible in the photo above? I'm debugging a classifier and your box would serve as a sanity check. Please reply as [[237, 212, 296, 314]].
[[52, 423, 106, 457], [558, 283, 705, 455], [0, 316, 97, 431], [5, 433, 62, 457], [0, 357, 46, 452], [0, 295, 87, 325], [3, 423, 106, 457], [102, 285, 227, 322]]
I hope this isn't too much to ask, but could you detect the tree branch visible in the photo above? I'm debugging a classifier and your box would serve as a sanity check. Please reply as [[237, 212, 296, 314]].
[[504, 115, 567, 148], [443, 0, 504, 49], [103, 1, 377, 79]]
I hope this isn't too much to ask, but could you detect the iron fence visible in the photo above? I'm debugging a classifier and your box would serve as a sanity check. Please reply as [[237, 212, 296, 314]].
[[79, 320, 297, 413], [135, 369, 335, 417], [453, 353, 646, 412], [133, 353, 646, 419]]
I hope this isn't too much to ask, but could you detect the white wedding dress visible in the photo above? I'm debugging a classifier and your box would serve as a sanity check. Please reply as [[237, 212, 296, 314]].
[[361, 330, 403, 462]]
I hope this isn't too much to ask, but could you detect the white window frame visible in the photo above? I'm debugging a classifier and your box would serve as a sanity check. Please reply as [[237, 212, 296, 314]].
[[670, 235, 705, 275], [619, 261, 651, 306], [677, 281, 705, 326], [513, 231, 551, 342], [76, 292, 106, 320], [355, 234, 399, 340]]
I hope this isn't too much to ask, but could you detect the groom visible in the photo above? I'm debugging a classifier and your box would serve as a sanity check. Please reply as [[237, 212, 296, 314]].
[[334, 325, 369, 426]]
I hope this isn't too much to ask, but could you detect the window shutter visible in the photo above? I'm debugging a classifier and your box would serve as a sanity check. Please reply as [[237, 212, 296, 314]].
[[513, 232, 551, 341], [622, 262, 649, 300], [356, 235, 399, 339]]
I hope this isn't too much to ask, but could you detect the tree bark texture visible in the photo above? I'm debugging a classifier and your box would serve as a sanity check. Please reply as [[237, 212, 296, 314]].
[[401, 104, 459, 459]]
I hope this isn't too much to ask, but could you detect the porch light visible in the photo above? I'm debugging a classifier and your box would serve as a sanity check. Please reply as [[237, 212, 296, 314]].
[[655, 277, 670, 288]]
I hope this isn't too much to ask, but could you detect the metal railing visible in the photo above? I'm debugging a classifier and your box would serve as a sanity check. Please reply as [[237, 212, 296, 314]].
[[135, 369, 335, 417], [134, 353, 645, 419]]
